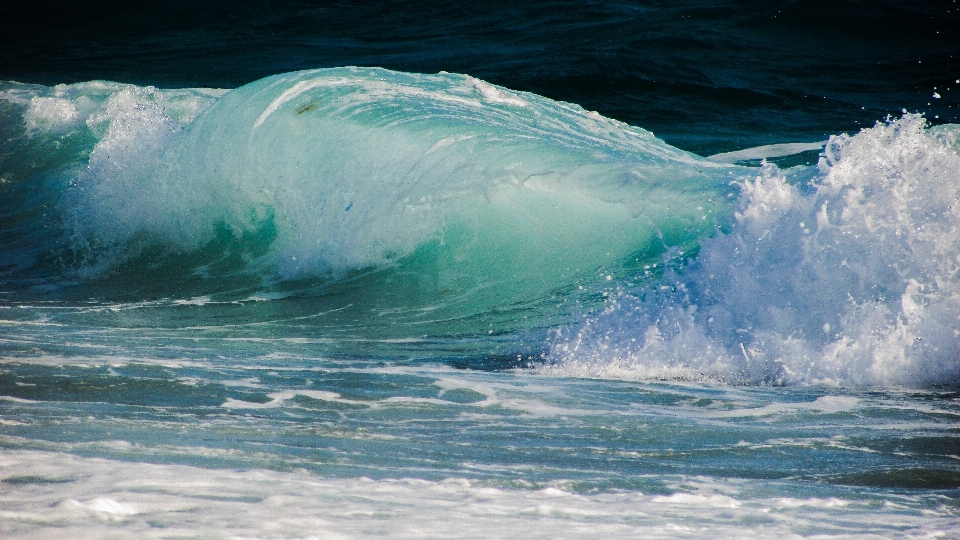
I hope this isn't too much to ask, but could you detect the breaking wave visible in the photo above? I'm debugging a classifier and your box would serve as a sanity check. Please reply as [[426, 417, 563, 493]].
[[545, 115, 960, 386]]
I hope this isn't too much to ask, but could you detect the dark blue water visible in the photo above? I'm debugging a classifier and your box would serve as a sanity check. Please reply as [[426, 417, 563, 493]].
[[3, 0, 958, 154]]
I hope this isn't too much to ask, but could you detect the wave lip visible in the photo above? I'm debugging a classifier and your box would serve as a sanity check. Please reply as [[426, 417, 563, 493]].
[[706, 141, 827, 164]]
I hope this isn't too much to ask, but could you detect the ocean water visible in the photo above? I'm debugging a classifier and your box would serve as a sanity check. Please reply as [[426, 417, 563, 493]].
[[1, 2, 959, 538]]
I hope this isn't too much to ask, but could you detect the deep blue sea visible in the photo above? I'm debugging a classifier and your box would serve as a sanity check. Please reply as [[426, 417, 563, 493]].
[[1, 2, 959, 538]]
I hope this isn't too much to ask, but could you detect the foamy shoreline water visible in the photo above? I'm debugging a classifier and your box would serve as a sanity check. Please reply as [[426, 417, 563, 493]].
[[2, 449, 956, 539]]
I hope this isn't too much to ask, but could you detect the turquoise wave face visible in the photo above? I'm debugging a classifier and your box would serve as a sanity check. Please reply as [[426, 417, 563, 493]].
[[0, 68, 738, 338]]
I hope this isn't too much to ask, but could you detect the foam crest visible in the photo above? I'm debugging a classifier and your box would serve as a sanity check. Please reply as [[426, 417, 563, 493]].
[[13, 81, 225, 139], [546, 115, 960, 387], [24, 97, 80, 133]]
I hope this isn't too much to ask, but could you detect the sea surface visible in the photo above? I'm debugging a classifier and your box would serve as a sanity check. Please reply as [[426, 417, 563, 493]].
[[1, 2, 959, 538]]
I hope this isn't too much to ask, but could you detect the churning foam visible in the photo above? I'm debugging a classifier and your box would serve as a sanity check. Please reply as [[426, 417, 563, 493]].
[[546, 115, 960, 387]]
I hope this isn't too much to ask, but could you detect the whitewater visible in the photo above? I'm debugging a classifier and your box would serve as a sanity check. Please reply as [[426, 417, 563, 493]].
[[1, 68, 958, 538]]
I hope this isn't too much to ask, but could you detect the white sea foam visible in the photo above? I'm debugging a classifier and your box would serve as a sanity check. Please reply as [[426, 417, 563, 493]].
[[546, 115, 960, 387], [24, 96, 80, 133], [704, 395, 860, 418], [0, 449, 954, 539]]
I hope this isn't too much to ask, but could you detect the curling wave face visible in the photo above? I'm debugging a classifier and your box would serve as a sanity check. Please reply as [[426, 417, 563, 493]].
[[0, 68, 734, 335]]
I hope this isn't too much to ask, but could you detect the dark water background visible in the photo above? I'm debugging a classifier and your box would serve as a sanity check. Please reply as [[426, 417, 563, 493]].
[[3, 0, 959, 155]]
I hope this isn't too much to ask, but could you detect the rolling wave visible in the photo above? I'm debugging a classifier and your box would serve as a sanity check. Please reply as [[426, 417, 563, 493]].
[[1, 68, 734, 332]]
